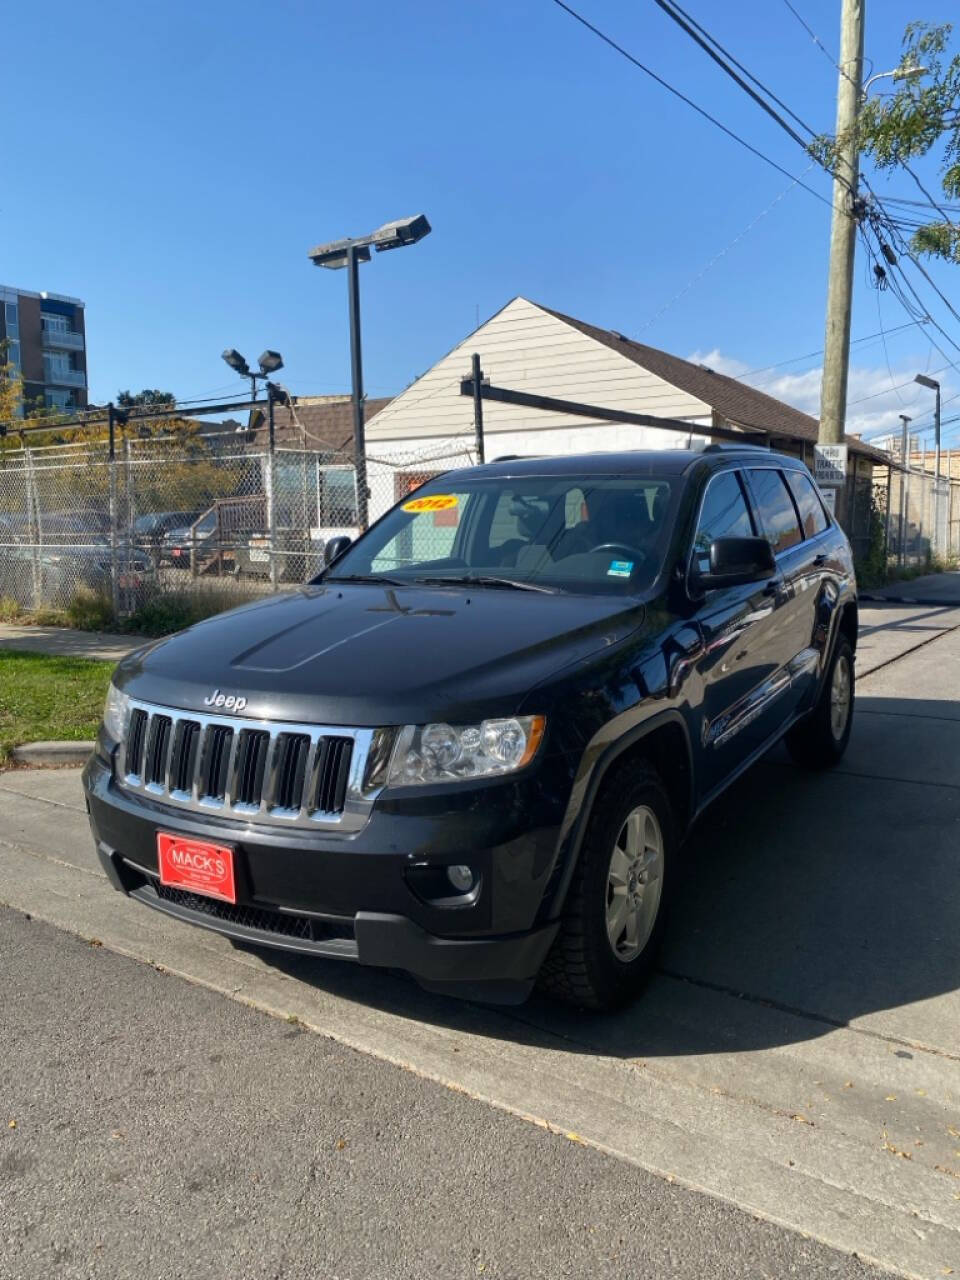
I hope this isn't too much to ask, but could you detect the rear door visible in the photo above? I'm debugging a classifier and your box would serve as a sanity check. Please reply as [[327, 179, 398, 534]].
[[743, 465, 821, 715]]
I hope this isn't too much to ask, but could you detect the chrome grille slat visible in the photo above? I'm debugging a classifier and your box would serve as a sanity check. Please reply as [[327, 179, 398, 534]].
[[119, 697, 375, 833]]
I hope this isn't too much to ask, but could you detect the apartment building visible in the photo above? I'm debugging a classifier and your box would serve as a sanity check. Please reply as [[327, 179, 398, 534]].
[[0, 283, 87, 414]]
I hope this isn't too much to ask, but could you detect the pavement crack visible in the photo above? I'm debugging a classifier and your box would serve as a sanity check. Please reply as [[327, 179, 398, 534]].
[[657, 968, 960, 1063]]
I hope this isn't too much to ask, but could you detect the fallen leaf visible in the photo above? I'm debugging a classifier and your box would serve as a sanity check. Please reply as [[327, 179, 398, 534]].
[[940, 1269, 953, 1276], [915, 1089, 927, 1097], [89, 938, 102, 948], [565, 1132, 587, 1145], [7, 1120, 16, 1130], [843, 1081, 854, 1089], [335, 1139, 347, 1151], [885, 1095, 897, 1102], [881, 1130, 913, 1160], [948, 1126, 960, 1139], [110, 1131, 124, 1140], [791, 1113, 814, 1126]]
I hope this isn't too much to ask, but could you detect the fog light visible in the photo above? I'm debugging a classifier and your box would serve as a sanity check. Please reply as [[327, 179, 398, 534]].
[[447, 864, 474, 893]]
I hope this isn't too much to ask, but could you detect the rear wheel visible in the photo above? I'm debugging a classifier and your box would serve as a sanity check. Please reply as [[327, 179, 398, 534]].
[[539, 762, 675, 1010], [786, 634, 855, 768]]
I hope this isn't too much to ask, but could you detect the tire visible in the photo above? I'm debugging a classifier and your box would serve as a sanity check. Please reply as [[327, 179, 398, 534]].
[[539, 761, 675, 1011], [786, 634, 855, 769]]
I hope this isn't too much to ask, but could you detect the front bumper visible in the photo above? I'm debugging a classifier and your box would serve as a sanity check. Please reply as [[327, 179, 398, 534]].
[[83, 751, 568, 1003]]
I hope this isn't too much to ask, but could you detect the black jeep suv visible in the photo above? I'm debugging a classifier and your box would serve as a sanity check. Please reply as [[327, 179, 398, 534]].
[[83, 447, 857, 1008]]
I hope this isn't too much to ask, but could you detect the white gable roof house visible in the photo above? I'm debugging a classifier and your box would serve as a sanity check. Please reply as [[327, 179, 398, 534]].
[[366, 295, 886, 457], [361, 296, 887, 523]]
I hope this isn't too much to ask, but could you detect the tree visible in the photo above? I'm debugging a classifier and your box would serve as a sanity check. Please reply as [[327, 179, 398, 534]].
[[117, 389, 176, 408], [0, 341, 23, 434], [815, 22, 960, 264]]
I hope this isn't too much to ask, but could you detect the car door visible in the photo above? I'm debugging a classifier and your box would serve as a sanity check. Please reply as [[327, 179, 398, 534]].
[[687, 467, 787, 799], [742, 465, 820, 718]]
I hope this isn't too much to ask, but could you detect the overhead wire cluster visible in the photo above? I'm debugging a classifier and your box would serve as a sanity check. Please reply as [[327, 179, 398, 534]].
[[551, 0, 960, 448]]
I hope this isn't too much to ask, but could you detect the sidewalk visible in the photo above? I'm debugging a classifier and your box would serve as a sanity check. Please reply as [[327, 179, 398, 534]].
[[862, 568, 960, 606], [0, 623, 147, 663]]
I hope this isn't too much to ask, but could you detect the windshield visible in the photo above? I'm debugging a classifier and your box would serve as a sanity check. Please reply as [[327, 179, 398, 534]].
[[328, 472, 678, 595]]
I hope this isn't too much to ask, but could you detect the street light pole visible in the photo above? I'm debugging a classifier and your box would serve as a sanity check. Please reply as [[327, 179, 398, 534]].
[[915, 373, 943, 555], [346, 242, 368, 531], [309, 215, 432, 534], [899, 413, 911, 567]]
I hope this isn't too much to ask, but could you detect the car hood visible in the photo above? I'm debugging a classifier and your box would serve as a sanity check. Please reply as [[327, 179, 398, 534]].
[[115, 582, 645, 726]]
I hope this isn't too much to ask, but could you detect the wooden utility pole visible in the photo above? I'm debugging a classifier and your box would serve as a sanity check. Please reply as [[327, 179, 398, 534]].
[[819, 0, 865, 445]]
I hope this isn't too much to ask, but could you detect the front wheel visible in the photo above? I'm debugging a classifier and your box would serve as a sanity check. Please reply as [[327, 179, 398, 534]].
[[786, 634, 855, 769], [539, 762, 675, 1010]]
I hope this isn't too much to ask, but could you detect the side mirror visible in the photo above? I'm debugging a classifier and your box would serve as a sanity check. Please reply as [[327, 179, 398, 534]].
[[697, 536, 775, 589], [324, 534, 352, 566]]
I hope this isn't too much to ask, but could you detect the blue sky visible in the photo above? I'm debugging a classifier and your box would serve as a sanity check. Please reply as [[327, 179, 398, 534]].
[[5, 0, 959, 445]]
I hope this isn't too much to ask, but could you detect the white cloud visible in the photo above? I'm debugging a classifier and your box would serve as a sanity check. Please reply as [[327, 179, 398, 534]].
[[686, 348, 952, 445]]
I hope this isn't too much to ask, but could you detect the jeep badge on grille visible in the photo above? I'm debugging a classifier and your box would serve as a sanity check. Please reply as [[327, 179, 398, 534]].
[[203, 689, 248, 712]]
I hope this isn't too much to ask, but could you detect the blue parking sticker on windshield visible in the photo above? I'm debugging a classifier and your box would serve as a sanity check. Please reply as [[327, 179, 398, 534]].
[[607, 560, 634, 578]]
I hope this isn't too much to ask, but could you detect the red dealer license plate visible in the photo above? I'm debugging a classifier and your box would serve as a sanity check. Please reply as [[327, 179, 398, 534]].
[[157, 833, 236, 904]]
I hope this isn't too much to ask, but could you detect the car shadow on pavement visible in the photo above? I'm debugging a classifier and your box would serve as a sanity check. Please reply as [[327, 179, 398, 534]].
[[259, 691, 960, 1061]]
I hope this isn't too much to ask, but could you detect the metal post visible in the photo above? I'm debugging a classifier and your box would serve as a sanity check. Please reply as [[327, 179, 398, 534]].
[[471, 352, 485, 464], [107, 403, 120, 618], [819, 0, 865, 446], [883, 461, 892, 570], [24, 447, 40, 609], [347, 243, 369, 531], [267, 386, 278, 591], [898, 414, 910, 567], [934, 384, 943, 557]]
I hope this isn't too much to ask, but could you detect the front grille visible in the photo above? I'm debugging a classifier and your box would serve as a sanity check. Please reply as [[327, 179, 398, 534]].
[[117, 697, 380, 832], [151, 882, 355, 945]]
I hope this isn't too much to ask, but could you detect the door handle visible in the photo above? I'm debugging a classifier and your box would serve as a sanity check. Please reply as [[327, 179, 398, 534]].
[[812, 553, 828, 567], [763, 580, 780, 596]]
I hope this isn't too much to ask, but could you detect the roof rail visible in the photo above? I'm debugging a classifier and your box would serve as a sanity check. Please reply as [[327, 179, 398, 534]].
[[490, 454, 541, 463], [701, 441, 771, 453]]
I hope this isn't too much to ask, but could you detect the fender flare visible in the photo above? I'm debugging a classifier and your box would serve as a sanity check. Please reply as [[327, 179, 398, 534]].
[[540, 708, 694, 922]]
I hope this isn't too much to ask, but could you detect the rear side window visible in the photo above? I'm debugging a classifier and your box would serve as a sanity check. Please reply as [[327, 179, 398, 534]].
[[691, 471, 755, 575], [747, 469, 803, 555], [784, 470, 829, 538]]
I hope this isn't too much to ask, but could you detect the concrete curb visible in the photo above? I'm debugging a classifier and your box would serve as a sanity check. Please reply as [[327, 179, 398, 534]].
[[11, 741, 94, 767], [860, 593, 960, 607]]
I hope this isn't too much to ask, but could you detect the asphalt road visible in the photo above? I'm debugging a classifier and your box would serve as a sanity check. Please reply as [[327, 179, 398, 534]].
[[1, 908, 884, 1280]]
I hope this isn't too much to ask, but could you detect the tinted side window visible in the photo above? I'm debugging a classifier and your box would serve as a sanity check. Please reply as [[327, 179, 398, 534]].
[[691, 471, 755, 575], [784, 470, 829, 538], [747, 469, 803, 554]]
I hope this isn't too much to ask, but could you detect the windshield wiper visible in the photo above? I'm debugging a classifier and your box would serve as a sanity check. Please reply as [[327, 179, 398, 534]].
[[326, 573, 409, 586], [413, 574, 558, 594]]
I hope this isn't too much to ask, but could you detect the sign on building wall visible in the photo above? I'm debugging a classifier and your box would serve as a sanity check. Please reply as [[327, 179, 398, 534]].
[[813, 444, 848, 486]]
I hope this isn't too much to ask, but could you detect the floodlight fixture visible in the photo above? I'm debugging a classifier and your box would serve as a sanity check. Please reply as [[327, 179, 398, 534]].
[[258, 349, 284, 375], [222, 348, 251, 376], [914, 373, 939, 392], [370, 214, 432, 252], [308, 239, 372, 271]]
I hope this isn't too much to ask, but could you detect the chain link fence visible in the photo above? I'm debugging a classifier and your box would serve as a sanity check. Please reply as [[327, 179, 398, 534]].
[[872, 463, 960, 568], [0, 428, 476, 618]]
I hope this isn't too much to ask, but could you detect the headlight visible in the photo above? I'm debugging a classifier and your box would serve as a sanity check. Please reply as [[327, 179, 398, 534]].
[[387, 716, 545, 787], [102, 683, 131, 743]]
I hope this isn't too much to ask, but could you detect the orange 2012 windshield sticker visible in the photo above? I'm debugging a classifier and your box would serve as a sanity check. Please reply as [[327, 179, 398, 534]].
[[402, 494, 459, 514]]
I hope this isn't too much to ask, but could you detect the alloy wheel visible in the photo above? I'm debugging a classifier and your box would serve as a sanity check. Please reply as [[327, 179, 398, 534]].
[[605, 804, 664, 963]]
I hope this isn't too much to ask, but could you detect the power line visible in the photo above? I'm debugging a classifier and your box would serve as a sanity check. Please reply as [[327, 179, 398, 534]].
[[777, 0, 866, 91], [651, 0, 818, 145], [636, 168, 810, 333], [778, 0, 838, 68], [740, 321, 921, 382], [548, 0, 837, 209]]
